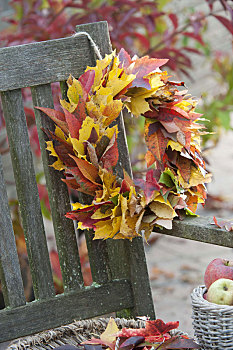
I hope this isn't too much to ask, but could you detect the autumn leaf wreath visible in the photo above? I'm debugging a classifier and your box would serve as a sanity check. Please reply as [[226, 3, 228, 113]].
[[37, 49, 211, 241]]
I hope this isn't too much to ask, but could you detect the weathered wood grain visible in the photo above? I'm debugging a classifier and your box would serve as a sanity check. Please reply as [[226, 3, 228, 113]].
[[74, 23, 114, 285], [0, 35, 95, 91], [75, 22, 155, 319], [0, 279, 133, 343], [31, 84, 84, 291], [154, 216, 233, 247], [0, 89, 55, 300], [0, 155, 26, 308]]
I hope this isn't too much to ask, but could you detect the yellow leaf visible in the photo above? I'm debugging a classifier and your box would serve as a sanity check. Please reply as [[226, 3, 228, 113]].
[[60, 98, 77, 113], [86, 52, 115, 90], [125, 96, 150, 117], [67, 81, 81, 104], [70, 137, 84, 156], [54, 126, 66, 141], [94, 220, 114, 240], [149, 73, 165, 90], [50, 159, 65, 171], [70, 117, 101, 157], [175, 98, 197, 112], [101, 100, 123, 126], [100, 318, 119, 344], [107, 66, 135, 97], [178, 166, 212, 188], [96, 168, 119, 202], [72, 202, 92, 210], [46, 141, 64, 171], [105, 124, 118, 140], [91, 207, 112, 219], [167, 140, 183, 152], [149, 195, 177, 219]]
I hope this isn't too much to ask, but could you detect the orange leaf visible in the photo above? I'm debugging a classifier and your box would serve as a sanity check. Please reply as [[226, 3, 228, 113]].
[[145, 150, 156, 167], [70, 156, 101, 186], [145, 122, 168, 163]]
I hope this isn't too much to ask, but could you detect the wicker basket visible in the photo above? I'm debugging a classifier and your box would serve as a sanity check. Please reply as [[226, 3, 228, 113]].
[[191, 285, 233, 349], [7, 317, 186, 350]]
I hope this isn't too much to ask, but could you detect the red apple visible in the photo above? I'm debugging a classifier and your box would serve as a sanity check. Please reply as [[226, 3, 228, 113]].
[[204, 258, 233, 289]]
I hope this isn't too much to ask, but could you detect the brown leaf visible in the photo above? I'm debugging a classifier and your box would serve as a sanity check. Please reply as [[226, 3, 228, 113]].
[[176, 156, 191, 183], [145, 122, 168, 163]]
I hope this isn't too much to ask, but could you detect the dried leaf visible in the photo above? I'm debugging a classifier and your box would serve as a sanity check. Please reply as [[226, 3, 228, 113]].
[[212, 216, 233, 231], [145, 121, 168, 163]]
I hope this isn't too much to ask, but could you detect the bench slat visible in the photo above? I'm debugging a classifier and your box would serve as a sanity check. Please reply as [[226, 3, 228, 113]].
[[0, 35, 94, 91], [0, 155, 26, 308], [31, 84, 84, 291], [0, 279, 133, 343], [0, 89, 55, 300], [154, 216, 233, 247], [75, 22, 155, 319]]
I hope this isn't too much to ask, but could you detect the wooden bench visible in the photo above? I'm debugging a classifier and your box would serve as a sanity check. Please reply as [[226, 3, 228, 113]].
[[0, 20, 229, 345], [0, 21, 155, 343]]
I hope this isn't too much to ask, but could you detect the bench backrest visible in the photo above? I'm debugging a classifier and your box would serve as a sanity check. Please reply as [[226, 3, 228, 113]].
[[0, 21, 155, 343]]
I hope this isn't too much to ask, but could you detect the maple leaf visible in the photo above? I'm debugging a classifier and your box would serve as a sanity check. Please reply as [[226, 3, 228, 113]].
[[70, 156, 100, 184], [99, 132, 119, 171], [176, 156, 192, 183], [149, 195, 177, 220], [177, 166, 212, 189], [134, 169, 161, 204], [78, 70, 95, 99], [44, 129, 76, 168], [36, 106, 69, 135], [117, 319, 179, 343], [212, 216, 233, 231], [82, 318, 119, 350], [144, 120, 168, 163], [118, 48, 168, 89], [152, 336, 200, 349], [62, 108, 82, 139]]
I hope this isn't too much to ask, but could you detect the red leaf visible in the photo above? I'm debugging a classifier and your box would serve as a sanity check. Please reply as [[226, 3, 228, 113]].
[[119, 32, 150, 51], [182, 32, 205, 45], [65, 167, 100, 195], [118, 50, 168, 89], [145, 150, 156, 168], [134, 169, 161, 204], [44, 129, 76, 167], [79, 70, 95, 97], [70, 156, 100, 185], [118, 48, 132, 68], [120, 179, 131, 194], [87, 127, 99, 144], [72, 98, 87, 122], [145, 124, 168, 163], [36, 107, 68, 134], [128, 56, 169, 89], [145, 319, 179, 337], [169, 13, 178, 29], [117, 320, 179, 343], [213, 15, 233, 35], [212, 217, 233, 231], [160, 121, 180, 133], [100, 133, 119, 171], [63, 108, 82, 139]]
